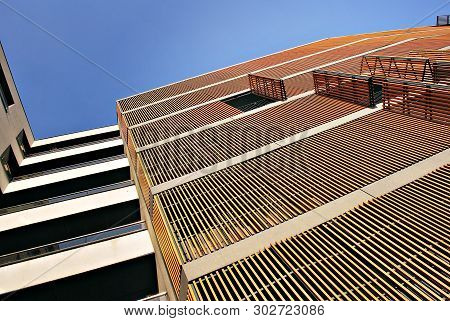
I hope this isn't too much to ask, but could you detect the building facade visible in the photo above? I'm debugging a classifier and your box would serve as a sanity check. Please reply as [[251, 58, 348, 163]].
[[0, 21, 449, 301]]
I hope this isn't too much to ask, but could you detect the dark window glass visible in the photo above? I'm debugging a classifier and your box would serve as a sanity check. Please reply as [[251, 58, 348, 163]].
[[0, 64, 14, 112], [1, 146, 19, 182], [16, 130, 30, 157]]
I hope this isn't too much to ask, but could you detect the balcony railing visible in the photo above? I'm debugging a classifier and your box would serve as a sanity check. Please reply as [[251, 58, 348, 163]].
[[14, 154, 126, 181], [313, 70, 375, 107], [0, 180, 134, 216], [382, 79, 450, 125], [248, 74, 287, 101], [0, 221, 146, 268], [28, 136, 121, 157]]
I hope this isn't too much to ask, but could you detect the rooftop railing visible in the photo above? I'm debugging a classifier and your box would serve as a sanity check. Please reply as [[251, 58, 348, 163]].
[[436, 15, 450, 26], [360, 55, 435, 84]]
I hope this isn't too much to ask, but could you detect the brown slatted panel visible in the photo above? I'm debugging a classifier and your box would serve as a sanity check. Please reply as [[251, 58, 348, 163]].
[[248, 74, 287, 101], [116, 36, 365, 112], [324, 37, 450, 76], [123, 89, 216, 127], [432, 61, 450, 86], [190, 165, 450, 301], [117, 27, 445, 112], [131, 101, 241, 148], [117, 103, 128, 144], [152, 196, 184, 296], [157, 111, 450, 263], [313, 71, 375, 107], [136, 156, 151, 209], [140, 95, 365, 186], [255, 33, 438, 79], [383, 79, 450, 125], [127, 134, 138, 170], [284, 73, 314, 96], [409, 49, 450, 61]]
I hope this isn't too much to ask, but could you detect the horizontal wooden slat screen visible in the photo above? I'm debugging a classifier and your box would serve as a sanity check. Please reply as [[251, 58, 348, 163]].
[[248, 74, 287, 101], [313, 70, 375, 107], [117, 104, 128, 144], [156, 111, 450, 264], [360, 55, 434, 84], [126, 134, 138, 170], [409, 49, 450, 61], [152, 196, 184, 297], [382, 79, 450, 125], [432, 61, 450, 86], [136, 156, 151, 209], [190, 164, 450, 301]]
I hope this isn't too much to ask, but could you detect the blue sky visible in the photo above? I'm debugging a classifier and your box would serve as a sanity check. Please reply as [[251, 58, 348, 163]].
[[0, 0, 448, 139]]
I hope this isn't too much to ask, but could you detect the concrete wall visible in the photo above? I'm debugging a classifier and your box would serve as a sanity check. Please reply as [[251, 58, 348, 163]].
[[0, 43, 34, 192]]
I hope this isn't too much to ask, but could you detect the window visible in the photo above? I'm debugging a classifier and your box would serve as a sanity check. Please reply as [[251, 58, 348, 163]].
[[16, 130, 31, 157], [1, 146, 19, 182], [222, 92, 274, 112], [0, 63, 14, 112]]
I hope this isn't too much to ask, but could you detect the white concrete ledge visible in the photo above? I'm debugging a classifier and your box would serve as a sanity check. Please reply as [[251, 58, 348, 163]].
[[22, 138, 123, 166], [151, 105, 383, 194], [4, 157, 129, 194], [32, 125, 118, 147], [0, 230, 153, 295], [0, 185, 138, 232], [361, 148, 450, 198]]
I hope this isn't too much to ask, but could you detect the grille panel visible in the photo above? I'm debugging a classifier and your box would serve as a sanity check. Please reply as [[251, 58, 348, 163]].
[[157, 111, 450, 262], [190, 165, 450, 301]]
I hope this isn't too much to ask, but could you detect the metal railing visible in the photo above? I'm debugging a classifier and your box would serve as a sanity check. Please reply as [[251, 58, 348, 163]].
[[14, 154, 126, 181], [0, 221, 146, 268], [28, 136, 121, 157], [360, 55, 435, 84], [0, 180, 134, 216], [140, 291, 168, 301], [436, 15, 450, 26]]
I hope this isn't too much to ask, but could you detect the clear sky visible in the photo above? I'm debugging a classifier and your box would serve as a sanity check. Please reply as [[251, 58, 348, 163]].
[[0, 0, 449, 139]]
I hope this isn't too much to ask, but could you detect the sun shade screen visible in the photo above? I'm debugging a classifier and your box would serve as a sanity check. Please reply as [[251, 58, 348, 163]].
[[117, 104, 128, 144], [432, 61, 450, 86], [313, 70, 375, 107], [188, 164, 450, 301], [248, 74, 287, 101], [382, 79, 450, 125], [360, 55, 434, 84], [409, 49, 450, 61]]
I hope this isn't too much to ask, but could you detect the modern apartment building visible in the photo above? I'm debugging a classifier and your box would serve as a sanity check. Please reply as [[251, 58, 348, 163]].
[[117, 22, 449, 301], [1, 19, 449, 301]]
